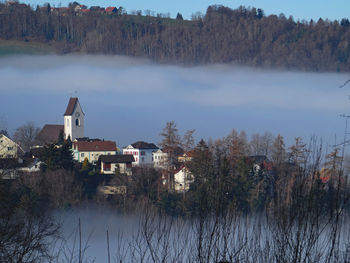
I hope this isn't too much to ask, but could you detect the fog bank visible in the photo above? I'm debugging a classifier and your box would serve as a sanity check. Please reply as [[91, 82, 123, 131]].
[[1, 54, 348, 147]]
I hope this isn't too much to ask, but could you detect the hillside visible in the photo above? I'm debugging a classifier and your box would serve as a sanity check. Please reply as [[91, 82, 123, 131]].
[[1, 2, 350, 71]]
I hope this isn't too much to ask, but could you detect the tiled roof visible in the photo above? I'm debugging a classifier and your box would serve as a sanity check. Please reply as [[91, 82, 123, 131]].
[[64, 97, 78, 116], [35, 124, 64, 145], [100, 154, 134, 163], [73, 140, 117, 152], [131, 141, 158, 150], [105, 6, 116, 12]]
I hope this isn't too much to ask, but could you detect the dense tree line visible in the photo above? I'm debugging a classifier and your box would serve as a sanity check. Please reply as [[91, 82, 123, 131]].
[[1, 2, 350, 71]]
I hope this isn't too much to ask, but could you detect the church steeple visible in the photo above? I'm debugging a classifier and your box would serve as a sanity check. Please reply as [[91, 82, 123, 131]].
[[64, 97, 85, 141]]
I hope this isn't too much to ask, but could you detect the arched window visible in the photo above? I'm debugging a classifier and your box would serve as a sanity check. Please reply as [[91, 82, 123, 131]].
[[75, 118, 80, 126]]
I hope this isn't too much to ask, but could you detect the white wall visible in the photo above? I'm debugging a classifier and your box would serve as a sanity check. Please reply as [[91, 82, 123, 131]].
[[64, 100, 84, 140]]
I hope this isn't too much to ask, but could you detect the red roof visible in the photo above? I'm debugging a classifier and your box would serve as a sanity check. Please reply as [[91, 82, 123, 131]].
[[105, 6, 117, 12], [184, 150, 196, 157], [73, 140, 117, 152], [64, 97, 78, 116]]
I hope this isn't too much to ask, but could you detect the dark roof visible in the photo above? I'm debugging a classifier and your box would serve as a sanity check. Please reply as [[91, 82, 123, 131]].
[[29, 147, 46, 158], [64, 97, 78, 116], [75, 137, 101, 142], [161, 146, 184, 156], [73, 140, 117, 152], [35, 124, 63, 145], [100, 154, 134, 163], [131, 141, 158, 150]]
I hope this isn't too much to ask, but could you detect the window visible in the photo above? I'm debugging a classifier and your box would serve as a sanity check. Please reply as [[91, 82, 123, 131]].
[[67, 119, 69, 127], [76, 118, 80, 126], [8, 147, 13, 150], [141, 151, 145, 156], [81, 153, 84, 157], [142, 157, 145, 162], [104, 163, 111, 171]]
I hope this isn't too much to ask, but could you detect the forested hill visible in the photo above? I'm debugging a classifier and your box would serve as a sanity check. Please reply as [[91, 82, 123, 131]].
[[1, 2, 350, 72]]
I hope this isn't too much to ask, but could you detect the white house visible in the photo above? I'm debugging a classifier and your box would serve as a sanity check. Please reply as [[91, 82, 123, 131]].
[[64, 97, 85, 141], [123, 141, 158, 166], [0, 134, 23, 158], [153, 149, 169, 169], [72, 139, 118, 163], [153, 147, 184, 169], [18, 158, 43, 173], [174, 166, 194, 193]]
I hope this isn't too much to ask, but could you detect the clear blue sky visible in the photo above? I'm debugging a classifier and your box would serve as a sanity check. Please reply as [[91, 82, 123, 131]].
[[20, 0, 350, 21]]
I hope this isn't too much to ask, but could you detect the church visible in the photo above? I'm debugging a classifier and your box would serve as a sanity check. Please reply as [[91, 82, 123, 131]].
[[36, 97, 85, 144], [64, 97, 85, 141]]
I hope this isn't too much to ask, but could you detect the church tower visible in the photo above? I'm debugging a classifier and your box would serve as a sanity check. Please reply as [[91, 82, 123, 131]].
[[64, 97, 85, 141]]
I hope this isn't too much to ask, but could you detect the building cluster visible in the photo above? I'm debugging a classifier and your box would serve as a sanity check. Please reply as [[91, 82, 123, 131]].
[[5, 1, 120, 15], [0, 97, 196, 193]]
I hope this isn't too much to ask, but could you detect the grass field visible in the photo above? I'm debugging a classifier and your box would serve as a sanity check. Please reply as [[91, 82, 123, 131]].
[[0, 39, 56, 56]]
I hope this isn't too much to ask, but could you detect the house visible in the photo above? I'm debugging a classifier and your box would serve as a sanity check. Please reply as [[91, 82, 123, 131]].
[[90, 6, 105, 12], [35, 124, 64, 145], [99, 154, 134, 175], [153, 146, 184, 169], [153, 149, 168, 169], [72, 139, 118, 163], [247, 155, 273, 175], [178, 150, 195, 163], [74, 4, 87, 12], [174, 166, 194, 193], [64, 97, 85, 141], [105, 6, 117, 14], [18, 158, 43, 173], [0, 134, 23, 158], [0, 158, 21, 179], [123, 141, 158, 166], [0, 158, 41, 179]]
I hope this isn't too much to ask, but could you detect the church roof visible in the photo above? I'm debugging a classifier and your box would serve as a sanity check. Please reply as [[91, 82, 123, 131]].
[[64, 97, 84, 116], [35, 124, 64, 145]]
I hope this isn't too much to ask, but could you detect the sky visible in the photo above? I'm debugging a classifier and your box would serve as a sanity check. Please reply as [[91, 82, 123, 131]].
[[1, 54, 350, 149], [19, 0, 350, 21]]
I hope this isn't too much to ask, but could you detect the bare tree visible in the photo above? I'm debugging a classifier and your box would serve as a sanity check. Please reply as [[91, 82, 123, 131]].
[[13, 122, 40, 152], [0, 180, 60, 262]]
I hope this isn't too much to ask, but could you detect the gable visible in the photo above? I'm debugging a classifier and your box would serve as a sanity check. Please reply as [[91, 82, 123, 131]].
[[64, 97, 85, 116]]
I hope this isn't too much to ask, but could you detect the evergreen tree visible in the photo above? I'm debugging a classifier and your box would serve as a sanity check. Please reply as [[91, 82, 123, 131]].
[[57, 130, 64, 146]]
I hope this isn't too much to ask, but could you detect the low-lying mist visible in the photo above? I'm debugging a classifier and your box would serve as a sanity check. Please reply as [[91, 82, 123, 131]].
[[1, 54, 349, 147]]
